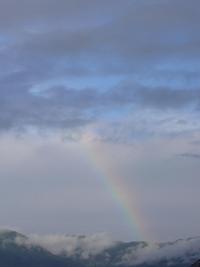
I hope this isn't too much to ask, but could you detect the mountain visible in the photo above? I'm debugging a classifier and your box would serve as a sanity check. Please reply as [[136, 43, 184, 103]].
[[0, 230, 81, 267], [0, 230, 198, 267]]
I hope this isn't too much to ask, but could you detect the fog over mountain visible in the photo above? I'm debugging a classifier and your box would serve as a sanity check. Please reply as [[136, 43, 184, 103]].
[[0, 230, 199, 267]]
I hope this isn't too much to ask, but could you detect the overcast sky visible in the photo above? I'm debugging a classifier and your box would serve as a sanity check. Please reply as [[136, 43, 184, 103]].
[[0, 0, 199, 242]]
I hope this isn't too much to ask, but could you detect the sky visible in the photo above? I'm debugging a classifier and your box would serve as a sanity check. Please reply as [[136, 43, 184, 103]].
[[0, 0, 200, 242]]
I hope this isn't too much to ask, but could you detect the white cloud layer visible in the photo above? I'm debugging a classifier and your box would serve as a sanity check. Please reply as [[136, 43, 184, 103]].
[[16, 233, 114, 259], [14, 232, 200, 265], [122, 237, 200, 265]]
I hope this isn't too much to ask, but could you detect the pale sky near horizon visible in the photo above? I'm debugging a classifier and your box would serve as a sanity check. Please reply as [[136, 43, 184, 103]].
[[0, 0, 200, 242]]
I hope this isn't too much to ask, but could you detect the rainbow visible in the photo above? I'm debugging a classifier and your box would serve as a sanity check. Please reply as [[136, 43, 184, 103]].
[[80, 138, 151, 242]]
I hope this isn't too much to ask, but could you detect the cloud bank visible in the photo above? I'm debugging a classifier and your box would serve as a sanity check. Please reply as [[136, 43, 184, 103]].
[[15, 233, 114, 259], [14, 232, 200, 265], [122, 237, 200, 266]]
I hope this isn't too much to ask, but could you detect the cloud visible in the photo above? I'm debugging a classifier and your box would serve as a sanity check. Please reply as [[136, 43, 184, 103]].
[[0, 0, 200, 142], [5, 0, 199, 63], [121, 237, 200, 266], [1, 0, 200, 73], [0, 81, 200, 142], [15, 233, 114, 259], [14, 232, 200, 265], [0, 0, 121, 34], [0, 85, 97, 131], [111, 84, 200, 110], [179, 153, 200, 160]]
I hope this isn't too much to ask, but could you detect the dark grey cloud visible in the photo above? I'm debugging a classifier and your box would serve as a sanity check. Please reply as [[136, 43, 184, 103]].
[[0, 87, 94, 131], [179, 153, 200, 160], [113, 85, 200, 110], [0, 78, 200, 132], [190, 140, 200, 146], [0, 0, 122, 30], [2, 0, 200, 74], [11, 0, 200, 67], [0, 0, 200, 134]]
